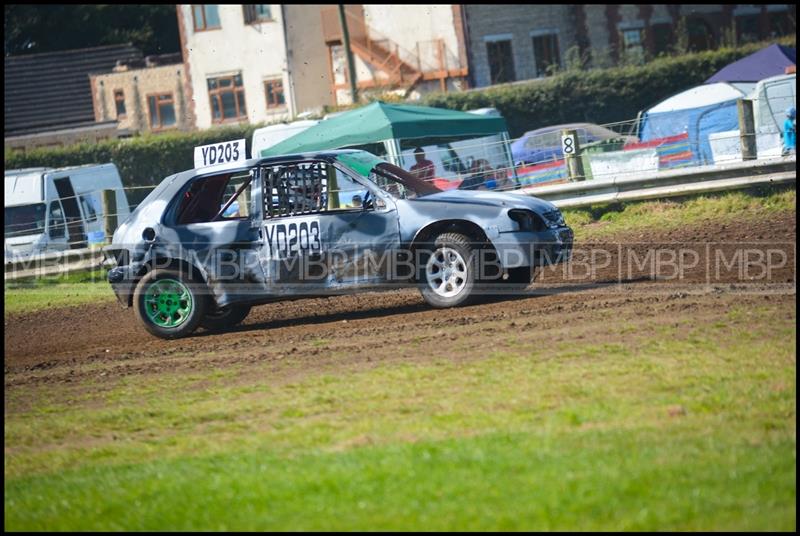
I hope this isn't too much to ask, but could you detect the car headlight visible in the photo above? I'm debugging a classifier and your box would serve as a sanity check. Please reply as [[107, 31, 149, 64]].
[[541, 209, 566, 228], [509, 209, 547, 232]]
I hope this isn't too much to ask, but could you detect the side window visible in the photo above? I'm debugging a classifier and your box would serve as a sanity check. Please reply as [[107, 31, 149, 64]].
[[331, 168, 369, 209], [262, 161, 369, 218], [176, 171, 253, 225], [79, 195, 98, 222], [48, 201, 66, 238], [220, 174, 252, 219]]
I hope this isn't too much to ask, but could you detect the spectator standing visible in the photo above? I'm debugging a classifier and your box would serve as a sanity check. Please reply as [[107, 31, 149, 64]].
[[782, 106, 796, 156], [410, 147, 435, 183]]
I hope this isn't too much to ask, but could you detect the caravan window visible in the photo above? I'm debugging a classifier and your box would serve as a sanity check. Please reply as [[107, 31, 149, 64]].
[[5, 203, 47, 238]]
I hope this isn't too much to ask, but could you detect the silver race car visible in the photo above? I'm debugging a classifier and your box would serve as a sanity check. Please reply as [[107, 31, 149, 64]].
[[106, 149, 572, 339]]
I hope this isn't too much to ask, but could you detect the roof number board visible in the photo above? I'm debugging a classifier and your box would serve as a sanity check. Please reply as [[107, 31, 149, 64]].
[[194, 139, 246, 168]]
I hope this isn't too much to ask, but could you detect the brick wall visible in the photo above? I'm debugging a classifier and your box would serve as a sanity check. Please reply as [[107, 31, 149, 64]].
[[91, 64, 189, 133], [462, 4, 796, 84], [464, 4, 580, 88]]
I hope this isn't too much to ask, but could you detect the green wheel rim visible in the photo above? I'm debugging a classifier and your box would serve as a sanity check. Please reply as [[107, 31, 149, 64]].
[[143, 278, 193, 328]]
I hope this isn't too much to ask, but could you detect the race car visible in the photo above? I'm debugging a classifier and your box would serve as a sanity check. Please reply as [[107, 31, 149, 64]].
[[106, 147, 572, 339]]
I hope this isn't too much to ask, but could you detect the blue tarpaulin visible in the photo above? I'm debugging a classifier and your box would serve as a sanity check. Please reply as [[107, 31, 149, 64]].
[[706, 44, 796, 84], [640, 101, 741, 165], [639, 83, 747, 165]]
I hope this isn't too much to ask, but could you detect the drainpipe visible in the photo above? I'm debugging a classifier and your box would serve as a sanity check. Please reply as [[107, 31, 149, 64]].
[[280, 5, 298, 119], [338, 4, 358, 104], [460, 5, 475, 89]]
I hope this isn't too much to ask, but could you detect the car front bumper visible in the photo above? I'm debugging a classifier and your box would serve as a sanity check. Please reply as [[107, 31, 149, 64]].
[[493, 226, 573, 269], [107, 263, 140, 308]]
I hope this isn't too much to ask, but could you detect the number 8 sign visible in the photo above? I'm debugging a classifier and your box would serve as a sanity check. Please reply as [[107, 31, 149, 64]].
[[561, 133, 576, 156]]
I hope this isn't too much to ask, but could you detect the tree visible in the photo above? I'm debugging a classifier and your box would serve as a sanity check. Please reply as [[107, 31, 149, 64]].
[[4, 5, 180, 57]]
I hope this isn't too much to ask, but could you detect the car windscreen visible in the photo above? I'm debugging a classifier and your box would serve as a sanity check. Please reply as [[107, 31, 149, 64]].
[[5, 203, 47, 238], [368, 162, 442, 199]]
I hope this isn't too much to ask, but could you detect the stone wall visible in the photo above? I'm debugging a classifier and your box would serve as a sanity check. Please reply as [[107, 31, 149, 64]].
[[91, 63, 188, 133]]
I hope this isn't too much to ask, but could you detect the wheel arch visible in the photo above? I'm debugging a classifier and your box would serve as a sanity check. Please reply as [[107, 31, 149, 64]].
[[409, 219, 493, 251]]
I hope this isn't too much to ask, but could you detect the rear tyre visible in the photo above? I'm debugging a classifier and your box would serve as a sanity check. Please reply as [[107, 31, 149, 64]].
[[418, 232, 477, 308], [133, 268, 208, 339], [200, 304, 252, 332]]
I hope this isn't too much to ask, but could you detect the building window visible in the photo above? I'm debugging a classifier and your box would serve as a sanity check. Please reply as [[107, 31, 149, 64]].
[[651, 23, 672, 56], [735, 14, 761, 43], [621, 28, 645, 64], [192, 5, 221, 31], [244, 5, 273, 24], [208, 74, 247, 123], [532, 33, 560, 77], [264, 79, 285, 108], [114, 89, 126, 118], [687, 17, 715, 51], [486, 39, 515, 85], [767, 8, 793, 38], [147, 93, 177, 130]]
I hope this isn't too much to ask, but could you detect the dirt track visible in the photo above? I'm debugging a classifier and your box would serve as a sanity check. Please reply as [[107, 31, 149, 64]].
[[5, 213, 796, 391]]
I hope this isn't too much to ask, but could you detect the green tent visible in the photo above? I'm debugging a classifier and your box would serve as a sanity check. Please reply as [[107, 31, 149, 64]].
[[260, 101, 509, 158]]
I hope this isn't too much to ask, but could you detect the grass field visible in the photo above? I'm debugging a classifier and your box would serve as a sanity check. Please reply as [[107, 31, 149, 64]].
[[563, 186, 796, 240], [4, 302, 796, 530], [4, 186, 797, 530]]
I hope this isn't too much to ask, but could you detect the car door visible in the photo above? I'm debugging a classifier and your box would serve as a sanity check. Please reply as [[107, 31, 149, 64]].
[[157, 168, 264, 306], [256, 158, 400, 296]]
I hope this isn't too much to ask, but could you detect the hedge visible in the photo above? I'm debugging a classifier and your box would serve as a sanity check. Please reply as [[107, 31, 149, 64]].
[[5, 124, 261, 206], [423, 38, 796, 138], [6, 38, 795, 198]]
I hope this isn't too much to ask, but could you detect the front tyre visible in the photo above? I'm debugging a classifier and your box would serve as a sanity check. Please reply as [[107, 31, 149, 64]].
[[200, 304, 252, 332], [419, 232, 477, 308], [133, 268, 208, 339]]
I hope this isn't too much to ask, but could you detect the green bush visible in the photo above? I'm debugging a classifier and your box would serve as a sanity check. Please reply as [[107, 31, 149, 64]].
[[423, 38, 796, 138]]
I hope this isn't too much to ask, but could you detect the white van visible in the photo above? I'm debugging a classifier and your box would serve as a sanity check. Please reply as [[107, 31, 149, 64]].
[[5, 163, 130, 260], [251, 120, 320, 158]]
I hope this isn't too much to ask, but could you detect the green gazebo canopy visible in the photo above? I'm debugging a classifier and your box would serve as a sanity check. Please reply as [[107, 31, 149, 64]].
[[260, 101, 509, 157]]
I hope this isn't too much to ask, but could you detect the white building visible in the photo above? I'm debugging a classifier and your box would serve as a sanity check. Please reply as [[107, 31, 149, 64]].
[[177, 4, 297, 129], [176, 4, 471, 129], [321, 4, 469, 105]]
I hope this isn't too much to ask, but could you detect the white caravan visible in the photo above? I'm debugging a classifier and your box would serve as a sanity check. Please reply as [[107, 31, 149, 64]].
[[5, 163, 130, 260]]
